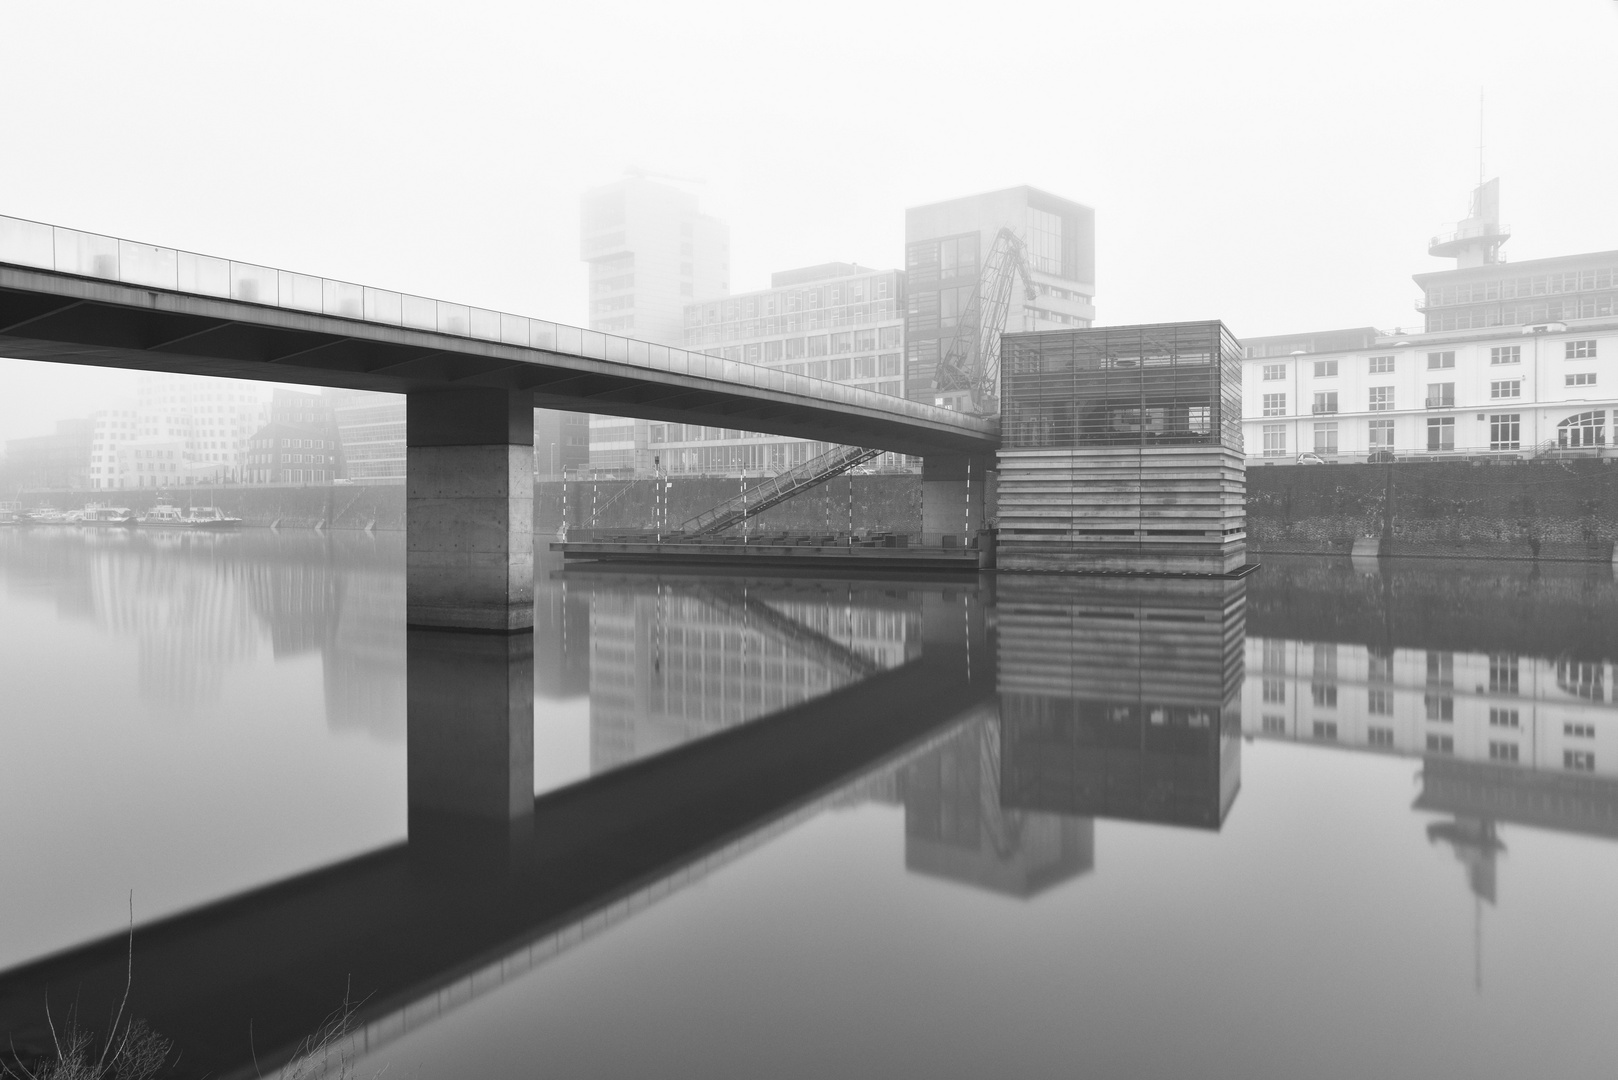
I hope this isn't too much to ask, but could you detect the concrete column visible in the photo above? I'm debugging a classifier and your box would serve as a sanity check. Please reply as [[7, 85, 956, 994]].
[[921, 453, 991, 547], [407, 388, 534, 632], [407, 628, 534, 824]]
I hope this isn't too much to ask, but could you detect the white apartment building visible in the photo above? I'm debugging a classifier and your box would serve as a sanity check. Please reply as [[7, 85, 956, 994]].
[[671, 263, 910, 475], [1242, 317, 1618, 463], [580, 174, 729, 474], [89, 373, 267, 488]]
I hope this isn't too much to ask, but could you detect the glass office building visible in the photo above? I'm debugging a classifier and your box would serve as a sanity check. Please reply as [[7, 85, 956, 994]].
[[997, 322, 1246, 573]]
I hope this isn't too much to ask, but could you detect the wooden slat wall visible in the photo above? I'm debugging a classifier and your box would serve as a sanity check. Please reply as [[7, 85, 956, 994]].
[[996, 446, 1247, 573]]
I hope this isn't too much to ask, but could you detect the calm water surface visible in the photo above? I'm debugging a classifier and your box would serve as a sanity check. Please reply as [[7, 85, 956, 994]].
[[1, 528, 1616, 1078]]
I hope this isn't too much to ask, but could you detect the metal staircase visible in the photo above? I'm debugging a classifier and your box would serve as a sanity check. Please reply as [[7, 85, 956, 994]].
[[674, 444, 881, 537]]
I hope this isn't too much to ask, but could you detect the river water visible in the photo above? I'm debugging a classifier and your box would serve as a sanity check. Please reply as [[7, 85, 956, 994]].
[[1, 528, 1615, 1078]]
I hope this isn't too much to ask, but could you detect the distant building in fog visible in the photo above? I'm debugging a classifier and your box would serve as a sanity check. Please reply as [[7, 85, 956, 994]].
[[580, 173, 730, 474], [671, 262, 910, 475], [533, 409, 589, 480], [905, 186, 1096, 412], [327, 388, 405, 483], [4, 417, 95, 490], [244, 389, 342, 485]]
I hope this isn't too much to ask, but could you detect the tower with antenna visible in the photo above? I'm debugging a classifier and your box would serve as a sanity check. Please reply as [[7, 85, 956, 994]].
[[1430, 92, 1510, 268]]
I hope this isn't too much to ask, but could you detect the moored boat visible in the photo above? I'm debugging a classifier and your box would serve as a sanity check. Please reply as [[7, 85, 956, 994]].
[[80, 504, 138, 527], [138, 503, 242, 529]]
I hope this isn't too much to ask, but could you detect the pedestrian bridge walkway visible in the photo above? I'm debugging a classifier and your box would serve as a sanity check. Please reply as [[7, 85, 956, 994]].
[[0, 215, 995, 458]]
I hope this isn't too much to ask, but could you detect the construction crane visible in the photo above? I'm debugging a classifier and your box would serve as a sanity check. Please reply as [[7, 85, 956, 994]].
[[934, 227, 1038, 416]]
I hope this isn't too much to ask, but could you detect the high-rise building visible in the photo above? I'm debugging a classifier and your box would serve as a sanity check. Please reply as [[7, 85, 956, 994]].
[[672, 262, 909, 475], [580, 174, 729, 474], [533, 409, 589, 480], [905, 187, 1096, 412], [4, 418, 95, 490]]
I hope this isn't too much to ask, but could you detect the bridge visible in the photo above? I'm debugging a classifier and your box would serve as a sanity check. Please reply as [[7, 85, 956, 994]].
[[0, 215, 999, 629]]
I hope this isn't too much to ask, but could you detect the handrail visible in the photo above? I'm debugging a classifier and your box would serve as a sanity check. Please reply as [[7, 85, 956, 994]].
[[676, 445, 880, 537]]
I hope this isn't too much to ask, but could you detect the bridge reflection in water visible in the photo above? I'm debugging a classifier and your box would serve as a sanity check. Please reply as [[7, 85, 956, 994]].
[[2, 536, 1616, 1075]]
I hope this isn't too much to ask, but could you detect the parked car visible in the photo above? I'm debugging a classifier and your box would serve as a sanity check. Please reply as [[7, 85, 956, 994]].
[[1366, 450, 1396, 464], [1295, 452, 1327, 465]]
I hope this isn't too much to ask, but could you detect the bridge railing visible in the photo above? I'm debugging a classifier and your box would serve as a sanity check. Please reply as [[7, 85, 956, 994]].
[[0, 214, 993, 436]]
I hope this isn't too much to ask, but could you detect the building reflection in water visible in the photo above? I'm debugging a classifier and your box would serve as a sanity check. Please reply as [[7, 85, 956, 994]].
[[1244, 556, 1618, 952], [0, 528, 406, 734]]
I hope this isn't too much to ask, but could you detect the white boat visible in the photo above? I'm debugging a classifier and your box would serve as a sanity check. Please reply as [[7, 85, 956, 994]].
[[26, 508, 77, 525], [138, 503, 242, 529], [80, 504, 138, 527], [181, 506, 242, 530]]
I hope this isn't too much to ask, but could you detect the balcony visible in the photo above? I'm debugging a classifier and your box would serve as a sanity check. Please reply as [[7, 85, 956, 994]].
[[1311, 405, 1338, 415], [1425, 397, 1455, 409]]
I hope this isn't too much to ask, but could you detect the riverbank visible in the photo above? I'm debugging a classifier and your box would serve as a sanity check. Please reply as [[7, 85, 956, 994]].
[[15, 460, 1618, 563]]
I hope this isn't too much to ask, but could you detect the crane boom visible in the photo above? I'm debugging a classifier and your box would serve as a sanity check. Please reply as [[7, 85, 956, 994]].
[[934, 227, 1037, 415]]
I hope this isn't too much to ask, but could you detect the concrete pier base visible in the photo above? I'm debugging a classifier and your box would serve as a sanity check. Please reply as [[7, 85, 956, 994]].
[[407, 628, 534, 824], [921, 453, 991, 547], [407, 389, 534, 631]]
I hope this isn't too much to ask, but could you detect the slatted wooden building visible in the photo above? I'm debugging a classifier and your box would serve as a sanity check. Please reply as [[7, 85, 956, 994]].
[[997, 321, 1246, 573]]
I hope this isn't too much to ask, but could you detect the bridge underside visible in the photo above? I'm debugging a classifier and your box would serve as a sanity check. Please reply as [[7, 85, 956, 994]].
[[0, 267, 995, 459]]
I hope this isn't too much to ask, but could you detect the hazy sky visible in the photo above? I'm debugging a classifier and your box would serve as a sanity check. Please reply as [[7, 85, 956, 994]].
[[3, 0, 1617, 441]]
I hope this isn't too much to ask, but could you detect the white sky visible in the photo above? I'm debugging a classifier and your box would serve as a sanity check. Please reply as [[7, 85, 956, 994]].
[[3, 0, 1617, 441]]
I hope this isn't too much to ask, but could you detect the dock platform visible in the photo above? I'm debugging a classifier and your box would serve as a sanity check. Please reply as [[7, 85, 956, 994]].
[[551, 538, 991, 571]]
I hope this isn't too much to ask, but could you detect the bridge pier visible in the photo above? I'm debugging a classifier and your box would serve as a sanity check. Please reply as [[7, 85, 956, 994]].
[[406, 388, 534, 632], [921, 453, 992, 547]]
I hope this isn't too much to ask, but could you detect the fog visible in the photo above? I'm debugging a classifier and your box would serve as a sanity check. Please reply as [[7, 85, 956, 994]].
[[2, 0, 1616, 439]]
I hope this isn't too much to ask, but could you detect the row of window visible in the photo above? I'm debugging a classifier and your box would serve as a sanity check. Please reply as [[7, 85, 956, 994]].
[[1261, 715, 1600, 769], [1426, 269, 1618, 306], [1427, 297, 1618, 331], [1263, 342, 1597, 381], [1262, 411, 1606, 454], [1262, 375, 1599, 417], [685, 305, 901, 343], [688, 279, 896, 326]]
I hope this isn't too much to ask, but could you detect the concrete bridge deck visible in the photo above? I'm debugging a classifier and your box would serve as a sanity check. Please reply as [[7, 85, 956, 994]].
[[0, 215, 996, 459]]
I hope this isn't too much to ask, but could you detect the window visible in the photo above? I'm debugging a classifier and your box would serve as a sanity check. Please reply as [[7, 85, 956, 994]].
[[1367, 648, 1393, 683], [1424, 694, 1454, 721], [1312, 721, 1338, 741], [1368, 355, 1395, 373], [1490, 380, 1521, 399], [1427, 351, 1455, 369], [1262, 679, 1285, 703], [1368, 419, 1395, 451], [1565, 723, 1595, 738], [1426, 383, 1455, 408], [1427, 417, 1455, 450], [1489, 742, 1520, 762], [1314, 422, 1338, 454], [1262, 715, 1286, 734], [1368, 727, 1395, 747], [1490, 414, 1521, 451], [1263, 364, 1286, 380], [1427, 734, 1454, 754], [1490, 346, 1521, 365], [1314, 359, 1339, 378], [1263, 393, 1287, 416], [1368, 689, 1393, 715], [1558, 411, 1606, 448], [1490, 708, 1520, 728], [1567, 372, 1597, 388], [1263, 424, 1286, 457], [1368, 386, 1394, 411], [1427, 652, 1454, 685], [1565, 750, 1596, 771], [1312, 684, 1337, 707], [1313, 391, 1338, 414], [1565, 340, 1596, 359]]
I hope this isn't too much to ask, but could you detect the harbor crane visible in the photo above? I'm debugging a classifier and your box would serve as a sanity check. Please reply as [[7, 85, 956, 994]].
[[934, 227, 1038, 416]]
